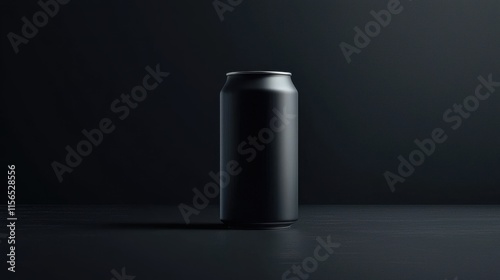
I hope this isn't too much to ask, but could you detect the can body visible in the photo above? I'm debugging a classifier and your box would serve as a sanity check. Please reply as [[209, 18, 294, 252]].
[[220, 71, 298, 228]]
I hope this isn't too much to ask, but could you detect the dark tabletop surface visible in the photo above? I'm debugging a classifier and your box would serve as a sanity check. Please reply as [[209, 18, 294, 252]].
[[1, 205, 499, 280]]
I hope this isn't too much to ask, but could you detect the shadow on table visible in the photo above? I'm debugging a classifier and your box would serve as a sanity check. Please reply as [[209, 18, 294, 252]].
[[95, 222, 293, 230], [98, 222, 228, 230]]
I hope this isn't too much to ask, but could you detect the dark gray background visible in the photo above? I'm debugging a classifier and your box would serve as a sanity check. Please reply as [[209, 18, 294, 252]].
[[2, 0, 500, 204]]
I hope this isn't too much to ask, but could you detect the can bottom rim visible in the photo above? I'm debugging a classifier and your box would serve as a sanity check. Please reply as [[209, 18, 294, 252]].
[[226, 71, 292, 76]]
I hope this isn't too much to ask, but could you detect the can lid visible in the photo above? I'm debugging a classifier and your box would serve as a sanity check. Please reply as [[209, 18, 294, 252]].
[[226, 71, 292, 76]]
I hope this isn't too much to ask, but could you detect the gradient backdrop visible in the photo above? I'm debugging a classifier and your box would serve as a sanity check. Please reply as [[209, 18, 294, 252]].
[[2, 0, 500, 204]]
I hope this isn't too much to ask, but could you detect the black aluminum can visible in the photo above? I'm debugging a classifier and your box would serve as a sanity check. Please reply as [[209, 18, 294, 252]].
[[220, 71, 298, 228]]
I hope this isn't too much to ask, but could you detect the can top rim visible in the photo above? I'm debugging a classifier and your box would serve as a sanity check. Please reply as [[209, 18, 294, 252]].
[[226, 71, 292, 76]]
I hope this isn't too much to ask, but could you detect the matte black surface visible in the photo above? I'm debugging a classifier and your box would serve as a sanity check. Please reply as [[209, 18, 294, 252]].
[[220, 72, 298, 226], [2, 205, 499, 279]]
